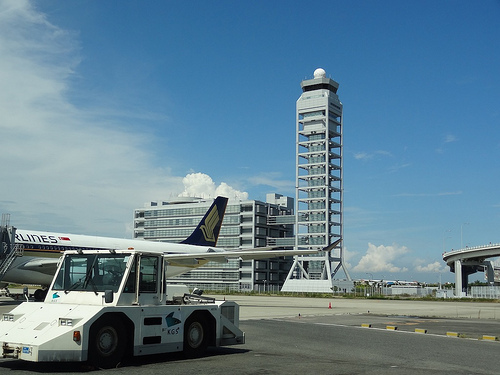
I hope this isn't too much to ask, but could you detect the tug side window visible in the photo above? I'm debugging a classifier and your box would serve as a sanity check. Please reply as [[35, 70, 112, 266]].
[[123, 255, 158, 293], [139, 256, 158, 292]]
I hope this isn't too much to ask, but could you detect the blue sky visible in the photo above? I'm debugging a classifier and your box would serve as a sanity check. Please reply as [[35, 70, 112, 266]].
[[1, 0, 499, 283]]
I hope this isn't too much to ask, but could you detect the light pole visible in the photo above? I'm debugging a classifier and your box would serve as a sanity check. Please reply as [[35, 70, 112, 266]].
[[461, 223, 469, 249], [366, 273, 373, 297]]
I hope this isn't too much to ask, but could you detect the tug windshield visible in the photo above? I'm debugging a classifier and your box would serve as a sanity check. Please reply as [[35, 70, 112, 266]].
[[53, 253, 131, 293]]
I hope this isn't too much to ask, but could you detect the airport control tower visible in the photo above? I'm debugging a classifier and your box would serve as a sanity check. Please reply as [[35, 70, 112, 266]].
[[282, 68, 351, 293]]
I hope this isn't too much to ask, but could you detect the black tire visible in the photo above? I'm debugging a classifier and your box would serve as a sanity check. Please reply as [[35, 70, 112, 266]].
[[88, 316, 127, 369], [183, 315, 208, 356], [34, 288, 47, 301]]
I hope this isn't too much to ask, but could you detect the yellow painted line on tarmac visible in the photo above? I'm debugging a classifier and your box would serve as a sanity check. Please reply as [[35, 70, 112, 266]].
[[482, 335, 498, 341], [287, 320, 500, 343]]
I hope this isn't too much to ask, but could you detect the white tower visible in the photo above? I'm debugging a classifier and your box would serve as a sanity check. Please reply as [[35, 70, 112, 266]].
[[282, 68, 351, 293]]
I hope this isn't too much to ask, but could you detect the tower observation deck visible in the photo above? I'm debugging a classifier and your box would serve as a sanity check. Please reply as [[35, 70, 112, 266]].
[[282, 68, 351, 293]]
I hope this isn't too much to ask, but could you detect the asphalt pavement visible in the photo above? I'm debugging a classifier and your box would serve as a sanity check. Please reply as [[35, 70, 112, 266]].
[[1, 295, 499, 374]]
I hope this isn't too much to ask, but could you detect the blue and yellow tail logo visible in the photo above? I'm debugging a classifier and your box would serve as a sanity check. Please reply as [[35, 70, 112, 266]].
[[181, 196, 227, 246], [200, 205, 219, 243]]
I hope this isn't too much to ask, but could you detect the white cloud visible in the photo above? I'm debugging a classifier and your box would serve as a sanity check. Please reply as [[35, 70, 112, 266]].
[[353, 150, 392, 160], [247, 172, 294, 193], [395, 191, 462, 197], [436, 134, 458, 153], [415, 261, 446, 273], [0, 2, 182, 236], [0, 2, 259, 238], [352, 243, 409, 273], [444, 134, 458, 143], [354, 152, 370, 160], [388, 163, 411, 173], [178, 173, 248, 200], [342, 246, 356, 271]]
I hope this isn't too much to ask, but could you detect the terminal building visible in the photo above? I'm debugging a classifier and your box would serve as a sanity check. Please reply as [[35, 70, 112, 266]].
[[134, 194, 294, 292]]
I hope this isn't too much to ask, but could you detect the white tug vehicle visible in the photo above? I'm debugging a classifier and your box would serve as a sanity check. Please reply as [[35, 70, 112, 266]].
[[0, 247, 244, 368]]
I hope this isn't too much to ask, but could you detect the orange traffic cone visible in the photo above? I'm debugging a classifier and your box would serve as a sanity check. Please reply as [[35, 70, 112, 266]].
[[328, 302, 332, 309]]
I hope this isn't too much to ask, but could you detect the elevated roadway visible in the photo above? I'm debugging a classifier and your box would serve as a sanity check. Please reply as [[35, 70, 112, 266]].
[[443, 243, 500, 297]]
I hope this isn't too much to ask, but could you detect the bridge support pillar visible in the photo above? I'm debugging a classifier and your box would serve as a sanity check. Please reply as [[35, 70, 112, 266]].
[[453, 259, 480, 297], [484, 261, 495, 284], [454, 259, 463, 297]]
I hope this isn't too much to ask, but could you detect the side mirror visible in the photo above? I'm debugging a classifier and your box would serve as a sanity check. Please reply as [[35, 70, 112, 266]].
[[104, 290, 114, 303]]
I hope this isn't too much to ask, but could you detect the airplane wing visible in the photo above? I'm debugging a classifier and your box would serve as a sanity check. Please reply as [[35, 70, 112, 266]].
[[18, 258, 61, 275], [163, 239, 342, 263], [11, 239, 341, 275], [162, 249, 316, 264]]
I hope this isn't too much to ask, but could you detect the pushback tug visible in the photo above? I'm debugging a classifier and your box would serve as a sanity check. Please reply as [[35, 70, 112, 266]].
[[0, 247, 244, 368]]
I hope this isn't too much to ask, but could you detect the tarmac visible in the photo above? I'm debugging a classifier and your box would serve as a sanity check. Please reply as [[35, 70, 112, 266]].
[[2, 293, 500, 339], [2, 293, 500, 320], [1, 294, 500, 374], [224, 295, 500, 320]]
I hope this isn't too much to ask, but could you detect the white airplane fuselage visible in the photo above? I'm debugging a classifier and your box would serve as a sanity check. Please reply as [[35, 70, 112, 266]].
[[3, 229, 216, 287]]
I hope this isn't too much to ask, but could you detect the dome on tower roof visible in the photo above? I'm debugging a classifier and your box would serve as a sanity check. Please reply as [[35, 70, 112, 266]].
[[313, 68, 326, 78]]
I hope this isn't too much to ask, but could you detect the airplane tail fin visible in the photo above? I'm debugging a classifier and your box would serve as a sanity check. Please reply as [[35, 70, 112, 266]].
[[181, 196, 228, 247]]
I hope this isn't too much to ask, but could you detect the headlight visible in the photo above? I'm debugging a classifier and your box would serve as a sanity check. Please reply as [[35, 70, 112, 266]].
[[59, 318, 73, 326], [2, 314, 14, 322]]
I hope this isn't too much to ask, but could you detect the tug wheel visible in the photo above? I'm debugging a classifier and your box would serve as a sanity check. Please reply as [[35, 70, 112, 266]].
[[34, 288, 47, 301], [89, 316, 127, 368], [184, 314, 208, 356]]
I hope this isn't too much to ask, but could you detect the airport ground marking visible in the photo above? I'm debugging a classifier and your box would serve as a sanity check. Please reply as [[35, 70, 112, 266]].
[[277, 319, 499, 343], [482, 335, 498, 341]]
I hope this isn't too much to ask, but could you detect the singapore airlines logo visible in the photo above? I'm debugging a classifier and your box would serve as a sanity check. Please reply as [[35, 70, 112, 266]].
[[200, 206, 219, 243]]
